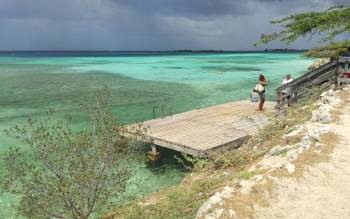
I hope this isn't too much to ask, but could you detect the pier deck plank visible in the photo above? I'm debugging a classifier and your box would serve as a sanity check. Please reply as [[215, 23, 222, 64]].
[[130, 100, 275, 157]]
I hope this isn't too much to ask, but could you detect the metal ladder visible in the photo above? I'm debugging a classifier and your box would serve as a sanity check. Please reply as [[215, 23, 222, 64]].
[[152, 104, 172, 119]]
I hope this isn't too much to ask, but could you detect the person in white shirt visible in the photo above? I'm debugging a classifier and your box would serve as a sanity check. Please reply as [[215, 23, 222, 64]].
[[281, 74, 294, 107], [282, 74, 293, 86]]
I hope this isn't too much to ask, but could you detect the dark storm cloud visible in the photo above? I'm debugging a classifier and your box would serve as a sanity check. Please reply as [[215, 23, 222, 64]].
[[0, 0, 117, 20], [111, 0, 252, 18], [111, 0, 350, 18], [0, 0, 348, 50]]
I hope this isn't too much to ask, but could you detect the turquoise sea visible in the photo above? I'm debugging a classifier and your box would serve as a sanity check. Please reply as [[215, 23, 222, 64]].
[[0, 51, 313, 217]]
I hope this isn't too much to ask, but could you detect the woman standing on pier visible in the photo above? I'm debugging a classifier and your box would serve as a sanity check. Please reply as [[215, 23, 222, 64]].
[[254, 74, 268, 111]]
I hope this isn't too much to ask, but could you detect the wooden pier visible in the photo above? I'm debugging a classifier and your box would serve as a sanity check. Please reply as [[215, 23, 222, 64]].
[[128, 100, 275, 157], [125, 54, 349, 158]]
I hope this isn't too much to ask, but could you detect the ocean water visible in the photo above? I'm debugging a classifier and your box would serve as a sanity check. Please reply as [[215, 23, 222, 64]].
[[0, 51, 313, 217]]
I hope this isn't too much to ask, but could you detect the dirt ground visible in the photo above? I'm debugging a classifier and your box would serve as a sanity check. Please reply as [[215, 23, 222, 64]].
[[254, 94, 350, 219]]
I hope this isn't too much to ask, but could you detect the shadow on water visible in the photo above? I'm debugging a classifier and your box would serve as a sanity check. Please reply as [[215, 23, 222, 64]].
[[110, 144, 189, 208], [146, 146, 188, 172]]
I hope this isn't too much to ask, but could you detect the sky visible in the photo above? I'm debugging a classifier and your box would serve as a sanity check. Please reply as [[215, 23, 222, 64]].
[[0, 0, 348, 51]]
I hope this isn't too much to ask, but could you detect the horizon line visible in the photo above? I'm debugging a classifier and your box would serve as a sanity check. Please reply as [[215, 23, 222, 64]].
[[0, 49, 308, 53]]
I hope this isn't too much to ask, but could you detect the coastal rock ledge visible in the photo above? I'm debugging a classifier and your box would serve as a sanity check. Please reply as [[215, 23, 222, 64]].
[[195, 85, 349, 219]]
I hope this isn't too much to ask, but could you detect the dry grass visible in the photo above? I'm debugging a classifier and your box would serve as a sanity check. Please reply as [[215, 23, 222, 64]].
[[271, 132, 339, 178], [331, 89, 350, 123], [229, 131, 340, 219], [270, 90, 345, 179], [108, 102, 316, 218], [105, 87, 344, 219], [219, 90, 344, 218], [212, 97, 317, 172], [222, 178, 276, 219], [104, 172, 228, 219]]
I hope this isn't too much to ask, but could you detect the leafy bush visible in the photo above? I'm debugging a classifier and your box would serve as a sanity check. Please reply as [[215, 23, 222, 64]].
[[1, 88, 140, 219], [256, 5, 350, 58], [305, 40, 350, 58], [174, 154, 209, 171]]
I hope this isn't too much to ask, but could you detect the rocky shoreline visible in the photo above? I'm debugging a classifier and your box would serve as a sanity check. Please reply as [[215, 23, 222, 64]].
[[107, 85, 349, 219], [196, 85, 349, 219], [307, 58, 331, 71]]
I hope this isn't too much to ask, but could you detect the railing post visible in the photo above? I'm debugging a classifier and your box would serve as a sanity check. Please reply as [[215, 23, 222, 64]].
[[161, 105, 172, 118], [152, 106, 159, 119], [161, 105, 166, 118], [147, 143, 160, 161]]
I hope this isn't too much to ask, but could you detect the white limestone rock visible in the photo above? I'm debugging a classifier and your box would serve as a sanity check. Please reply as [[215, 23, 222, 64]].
[[283, 125, 305, 143], [204, 208, 224, 219], [287, 150, 299, 161], [311, 88, 342, 123], [284, 125, 304, 137], [305, 124, 330, 142], [320, 89, 340, 106], [237, 175, 266, 194], [311, 108, 333, 123], [238, 180, 255, 194], [196, 186, 234, 219], [268, 144, 300, 157], [258, 155, 289, 171], [229, 209, 238, 218], [285, 162, 296, 173], [223, 171, 230, 177], [248, 165, 257, 172], [308, 58, 330, 71], [300, 135, 310, 149]]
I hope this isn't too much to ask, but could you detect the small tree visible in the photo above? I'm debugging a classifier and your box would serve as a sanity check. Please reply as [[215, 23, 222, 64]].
[[304, 40, 350, 58], [256, 5, 350, 57], [1, 89, 138, 219]]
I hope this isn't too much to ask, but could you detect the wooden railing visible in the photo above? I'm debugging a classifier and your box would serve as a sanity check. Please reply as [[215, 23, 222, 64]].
[[276, 60, 339, 108]]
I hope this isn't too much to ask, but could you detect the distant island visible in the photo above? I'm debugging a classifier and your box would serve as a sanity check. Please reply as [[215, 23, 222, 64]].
[[264, 48, 307, 52], [174, 50, 225, 53], [0, 49, 307, 54], [173, 49, 306, 53]]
